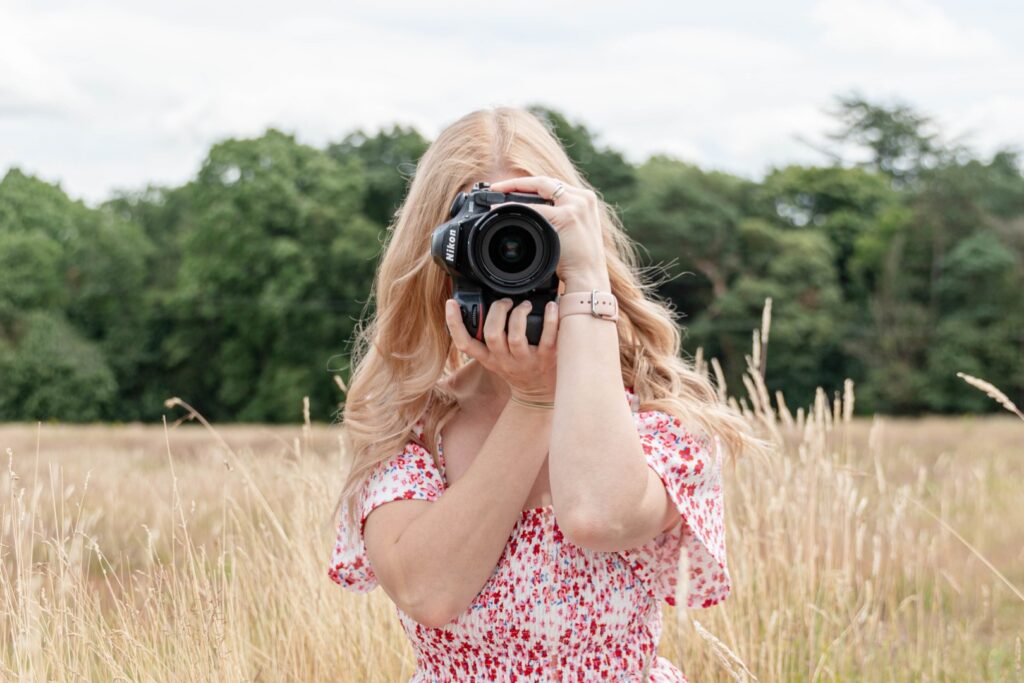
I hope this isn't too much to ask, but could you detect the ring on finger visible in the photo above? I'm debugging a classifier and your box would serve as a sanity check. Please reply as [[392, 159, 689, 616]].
[[551, 182, 566, 202]]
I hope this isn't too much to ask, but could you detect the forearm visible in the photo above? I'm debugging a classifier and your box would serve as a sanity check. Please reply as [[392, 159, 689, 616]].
[[395, 401, 552, 624], [549, 269, 651, 535]]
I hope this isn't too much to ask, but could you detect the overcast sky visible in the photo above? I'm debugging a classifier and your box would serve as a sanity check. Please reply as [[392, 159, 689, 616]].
[[1, 0, 1021, 206]]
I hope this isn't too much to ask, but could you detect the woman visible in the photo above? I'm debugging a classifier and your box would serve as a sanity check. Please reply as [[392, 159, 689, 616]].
[[328, 106, 764, 681]]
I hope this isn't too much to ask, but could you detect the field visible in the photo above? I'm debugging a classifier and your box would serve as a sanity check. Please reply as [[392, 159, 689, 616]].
[[1, 383, 1022, 681]]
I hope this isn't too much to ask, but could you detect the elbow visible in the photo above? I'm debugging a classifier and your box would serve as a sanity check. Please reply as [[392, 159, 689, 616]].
[[403, 594, 460, 629], [405, 605, 454, 630], [394, 580, 462, 630], [560, 509, 628, 552], [383, 540, 464, 629]]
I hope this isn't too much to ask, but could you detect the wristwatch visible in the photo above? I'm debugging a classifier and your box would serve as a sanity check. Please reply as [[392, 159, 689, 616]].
[[557, 289, 620, 322]]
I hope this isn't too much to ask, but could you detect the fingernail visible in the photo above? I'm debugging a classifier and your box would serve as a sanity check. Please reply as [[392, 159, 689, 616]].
[[547, 301, 557, 312]]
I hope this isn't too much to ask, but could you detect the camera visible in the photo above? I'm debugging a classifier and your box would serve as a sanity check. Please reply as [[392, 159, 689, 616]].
[[430, 181, 560, 346]]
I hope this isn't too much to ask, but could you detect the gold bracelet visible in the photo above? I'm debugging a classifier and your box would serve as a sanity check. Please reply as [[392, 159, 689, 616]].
[[509, 394, 555, 410]]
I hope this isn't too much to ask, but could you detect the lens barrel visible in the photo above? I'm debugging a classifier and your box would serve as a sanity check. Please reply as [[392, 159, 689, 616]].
[[465, 205, 559, 294]]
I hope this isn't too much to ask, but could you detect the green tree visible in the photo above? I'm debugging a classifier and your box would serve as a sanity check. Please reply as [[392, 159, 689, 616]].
[[162, 129, 379, 422], [757, 165, 897, 298], [0, 231, 65, 324], [0, 169, 153, 420], [825, 92, 944, 187], [620, 155, 845, 406], [327, 124, 429, 227], [924, 232, 1023, 411], [2, 100, 1021, 422], [697, 218, 844, 406], [821, 95, 1024, 413], [0, 311, 117, 421], [623, 155, 751, 314]]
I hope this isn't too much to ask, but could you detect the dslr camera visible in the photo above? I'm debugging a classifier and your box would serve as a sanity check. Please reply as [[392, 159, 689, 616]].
[[431, 181, 560, 346]]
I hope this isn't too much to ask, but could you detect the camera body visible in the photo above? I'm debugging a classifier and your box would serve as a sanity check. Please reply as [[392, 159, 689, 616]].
[[430, 181, 560, 346]]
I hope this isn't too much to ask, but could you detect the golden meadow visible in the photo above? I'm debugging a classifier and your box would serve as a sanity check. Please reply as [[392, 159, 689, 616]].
[[1, 303, 1022, 681]]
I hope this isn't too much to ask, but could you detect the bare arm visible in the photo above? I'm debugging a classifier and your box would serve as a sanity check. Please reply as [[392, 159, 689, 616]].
[[365, 282, 560, 628], [550, 268, 678, 552], [362, 401, 552, 628], [481, 174, 677, 552]]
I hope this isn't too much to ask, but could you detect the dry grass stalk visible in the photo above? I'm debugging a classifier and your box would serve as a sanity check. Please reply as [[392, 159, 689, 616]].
[[758, 297, 771, 380], [712, 357, 728, 404], [956, 372, 1024, 420], [690, 618, 758, 682], [751, 331, 761, 378], [775, 390, 794, 430], [842, 380, 855, 424]]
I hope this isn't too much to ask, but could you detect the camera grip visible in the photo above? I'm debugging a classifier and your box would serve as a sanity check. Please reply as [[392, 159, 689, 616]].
[[520, 312, 545, 346], [451, 283, 556, 348], [453, 296, 548, 347]]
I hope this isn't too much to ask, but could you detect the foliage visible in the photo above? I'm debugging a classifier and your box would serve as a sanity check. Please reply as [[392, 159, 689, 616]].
[[0, 97, 1021, 421]]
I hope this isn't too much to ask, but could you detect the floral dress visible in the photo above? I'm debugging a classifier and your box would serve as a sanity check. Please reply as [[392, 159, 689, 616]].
[[328, 386, 730, 682]]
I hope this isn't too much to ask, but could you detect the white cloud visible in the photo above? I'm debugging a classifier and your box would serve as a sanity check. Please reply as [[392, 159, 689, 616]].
[[811, 0, 1004, 60], [0, 0, 1020, 205], [954, 94, 1024, 153], [0, 9, 85, 116]]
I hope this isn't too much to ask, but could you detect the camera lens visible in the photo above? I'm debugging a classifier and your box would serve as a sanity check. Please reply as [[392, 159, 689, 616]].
[[465, 204, 560, 293], [477, 216, 545, 284], [489, 224, 536, 273]]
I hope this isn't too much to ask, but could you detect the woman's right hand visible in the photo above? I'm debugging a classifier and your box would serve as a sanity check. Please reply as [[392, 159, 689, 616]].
[[444, 297, 560, 403]]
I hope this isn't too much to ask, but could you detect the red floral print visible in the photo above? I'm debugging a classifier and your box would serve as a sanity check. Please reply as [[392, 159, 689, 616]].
[[328, 386, 730, 681]]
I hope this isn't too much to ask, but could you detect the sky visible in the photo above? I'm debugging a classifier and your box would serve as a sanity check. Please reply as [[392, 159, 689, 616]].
[[1, 0, 1021, 207]]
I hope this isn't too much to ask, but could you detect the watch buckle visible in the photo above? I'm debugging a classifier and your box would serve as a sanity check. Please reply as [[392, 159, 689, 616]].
[[590, 289, 616, 320]]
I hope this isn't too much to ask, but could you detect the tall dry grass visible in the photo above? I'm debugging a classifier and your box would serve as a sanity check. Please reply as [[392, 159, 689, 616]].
[[1, 301, 1022, 681]]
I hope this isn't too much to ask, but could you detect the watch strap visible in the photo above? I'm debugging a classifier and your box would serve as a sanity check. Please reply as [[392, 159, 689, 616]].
[[557, 289, 620, 322]]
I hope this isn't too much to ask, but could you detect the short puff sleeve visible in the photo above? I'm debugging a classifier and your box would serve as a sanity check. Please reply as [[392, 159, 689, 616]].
[[617, 400, 730, 609], [328, 432, 444, 593]]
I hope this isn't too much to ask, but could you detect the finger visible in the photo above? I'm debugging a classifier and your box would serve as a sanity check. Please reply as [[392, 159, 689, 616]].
[[537, 300, 560, 354], [483, 297, 514, 358], [518, 202, 571, 228], [487, 175, 565, 200], [489, 201, 569, 231], [507, 299, 533, 359], [445, 299, 490, 363]]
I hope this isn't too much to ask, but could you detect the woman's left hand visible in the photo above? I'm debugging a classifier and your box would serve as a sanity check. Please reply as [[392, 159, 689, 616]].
[[487, 176, 609, 287]]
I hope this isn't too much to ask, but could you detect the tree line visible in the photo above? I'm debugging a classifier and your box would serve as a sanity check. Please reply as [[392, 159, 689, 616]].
[[1, 95, 1021, 423]]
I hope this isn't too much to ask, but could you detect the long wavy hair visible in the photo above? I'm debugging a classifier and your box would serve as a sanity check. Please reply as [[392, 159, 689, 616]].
[[333, 106, 769, 527]]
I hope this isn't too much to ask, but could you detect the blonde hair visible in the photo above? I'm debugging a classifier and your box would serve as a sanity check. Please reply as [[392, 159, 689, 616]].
[[333, 106, 768, 526]]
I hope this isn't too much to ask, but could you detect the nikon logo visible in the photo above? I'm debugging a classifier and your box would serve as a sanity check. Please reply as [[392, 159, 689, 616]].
[[445, 228, 457, 263]]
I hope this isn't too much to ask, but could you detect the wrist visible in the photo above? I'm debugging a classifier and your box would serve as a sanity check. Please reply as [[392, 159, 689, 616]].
[[508, 394, 556, 410], [508, 389, 556, 404], [562, 267, 611, 293]]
